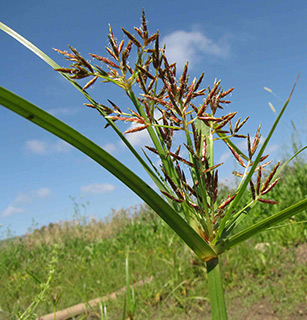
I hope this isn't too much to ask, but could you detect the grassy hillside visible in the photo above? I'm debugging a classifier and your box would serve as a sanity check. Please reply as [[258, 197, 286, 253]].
[[0, 160, 306, 319]]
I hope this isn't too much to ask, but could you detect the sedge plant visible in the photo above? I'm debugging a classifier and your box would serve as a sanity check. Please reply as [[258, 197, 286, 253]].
[[0, 10, 307, 319]]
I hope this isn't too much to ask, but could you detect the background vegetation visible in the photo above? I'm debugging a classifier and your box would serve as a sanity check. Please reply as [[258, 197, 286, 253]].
[[0, 158, 306, 320]]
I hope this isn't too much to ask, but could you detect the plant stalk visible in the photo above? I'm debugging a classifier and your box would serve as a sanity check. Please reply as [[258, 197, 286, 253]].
[[206, 258, 228, 320]]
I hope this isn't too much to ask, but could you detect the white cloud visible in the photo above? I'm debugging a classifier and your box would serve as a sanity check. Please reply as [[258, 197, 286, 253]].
[[1, 188, 52, 217], [26, 140, 47, 154], [125, 123, 151, 147], [35, 188, 52, 198], [25, 139, 72, 155], [2, 205, 24, 217], [102, 143, 117, 154], [80, 183, 115, 194], [47, 107, 77, 116], [218, 151, 231, 164], [54, 140, 71, 153], [162, 30, 230, 71]]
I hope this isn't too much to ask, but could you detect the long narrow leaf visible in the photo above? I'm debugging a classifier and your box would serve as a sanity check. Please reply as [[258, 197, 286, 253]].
[[0, 86, 217, 261], [215, 197, 307, 254]]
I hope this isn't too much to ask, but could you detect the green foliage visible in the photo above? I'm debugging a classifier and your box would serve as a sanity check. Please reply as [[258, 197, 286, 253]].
[[0, 161, 306, 319], [0, 10, 306, 319]]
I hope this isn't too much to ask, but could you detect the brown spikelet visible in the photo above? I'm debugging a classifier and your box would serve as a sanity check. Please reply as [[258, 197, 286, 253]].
[[259, 154, 270, 162], [251, 125, 261, 154], [218, 194, 237, 210], [106, 99, 121, 113], [249, 180, 256, 200], [134, 27, 143, 38], [227, 144, 246, 168], [197, 81, 220, 116], [258, 198, 279, 205], [145, 33, 158, 46], [261, 178, 280, 195], [234, 116, 249, 133], [124, 124, 149, 134], [54, 68, 73, 74], [161, 191, 184, 203], [122, 28, 142, 47], [220, 87, 235, 98], [90, 54, 120, 69], [203, 163, 224, 174], [82, 76, 98, 90], [105, 46, 118, 60], [261, 162, 280, 193], [68, 46, 94, 72], [256, 166, 262, 195], [233, 171, 243, 177], [169, 151, 194, 167], [118, 40, 125, 53], [122, 40, 133, 64], [141, 8, 148, 39], [137, 65, 155, 80], [142, 94, 173, 108], [145, 146, 159, 155], [53, 48, 75, 58]]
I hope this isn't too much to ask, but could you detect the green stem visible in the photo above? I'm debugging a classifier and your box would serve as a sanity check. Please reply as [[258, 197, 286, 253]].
[[206, 258, 227, 320]]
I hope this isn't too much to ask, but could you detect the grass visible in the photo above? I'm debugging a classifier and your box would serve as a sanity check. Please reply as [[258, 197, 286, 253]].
[[0, 160, 306, 320]]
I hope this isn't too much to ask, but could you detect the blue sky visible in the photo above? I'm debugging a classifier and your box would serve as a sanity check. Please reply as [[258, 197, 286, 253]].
[[0, 1, 306, 237]]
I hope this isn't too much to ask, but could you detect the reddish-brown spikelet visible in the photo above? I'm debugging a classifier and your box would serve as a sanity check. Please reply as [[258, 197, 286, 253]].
[[218, 194, 237, 210], [118, 40, 125, 54], [197, 81, 220, 116], [261, 178, 280, 195], [259, 154, 270, 162], [134, 27, 143, 38], [142, 94, 173, 109], [105, 46, 119, 60], [107, 99, 122, 113], [53, 48, 75, 58], [227, 144, 246, 167], [122, 40, 133, 64], [145, 33, 158, 46], [137, 65, 155, 80], [161, 191, 184, 203], [247, 134, 252, 158], [249, 180, 256, 200], [122, 28, 142, 47], [220, 87, 235, 98], [141, 9, 148, 38], [68, 46, 94, 72], [251, 125, 261, 154], [90, 54, 120, 69], [169, 151, 194, 167], [82, 76, 98, 90], [53, 68, 73, 74], [234, 116, 249, 133], [261, 161, 280, 192], [256, 166, 262, 195], [145, 146, 159, 155], [258, 198, 279, 205], [202, 163, 223, 174], [124, 124, 149, 134]]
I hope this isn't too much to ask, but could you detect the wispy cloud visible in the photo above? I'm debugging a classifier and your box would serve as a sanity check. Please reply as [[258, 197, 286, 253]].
[[80, 183, 115, 194], [25, 139, 72, 155], [125, 123, 151, 147], [1, 188, 52, 217], [2, 205, 24, 217], [102, 143, 118, 154], [218, 151, 231, 164], [47, 107, 78, 116], [162, 30, 230, 71]]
